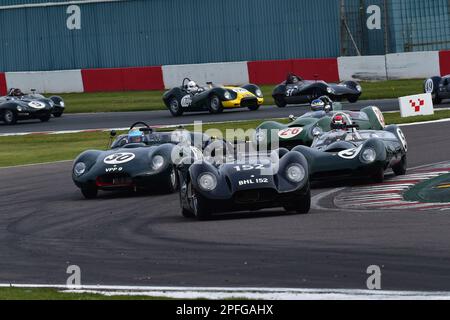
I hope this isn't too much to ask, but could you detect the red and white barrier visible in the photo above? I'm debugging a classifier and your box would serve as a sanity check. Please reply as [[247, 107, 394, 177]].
[[386, 51, 441, 80], [0, 73, 6, 95], [1, 50, 449, 93], [162, 62, 249, 89], [338, 56, 387, 81], [5, 70, 84, 93]]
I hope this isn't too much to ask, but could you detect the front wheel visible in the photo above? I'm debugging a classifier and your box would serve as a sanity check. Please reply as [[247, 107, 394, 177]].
[[348, 96, 359, 103], [284, 188, 311, 214], [168, 97, 183, 117], [162, 166, 179, 193], [40, 114, 51, 122], [431, 92, 442, 105], [371, 168, 385, 183], [191, 187, 212, 220], [248, 104, 260, 111], [81, 186, 98, 199], [53, 112, 63, 118], [392, 156, 407, 176], [2, 110, 17, 125], [208, 95, 223, 114]]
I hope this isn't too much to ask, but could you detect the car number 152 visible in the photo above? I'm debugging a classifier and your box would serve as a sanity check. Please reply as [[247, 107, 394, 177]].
[[233, 164, 267, 171]]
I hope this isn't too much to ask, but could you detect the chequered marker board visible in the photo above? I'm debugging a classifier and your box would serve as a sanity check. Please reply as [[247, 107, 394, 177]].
[[334, 162, 450, 211]]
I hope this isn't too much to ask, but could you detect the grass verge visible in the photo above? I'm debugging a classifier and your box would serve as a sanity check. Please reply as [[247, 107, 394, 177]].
[[0, 287, 168, 300], [1, 110, 449, 168], [55, 80, 425, 114]]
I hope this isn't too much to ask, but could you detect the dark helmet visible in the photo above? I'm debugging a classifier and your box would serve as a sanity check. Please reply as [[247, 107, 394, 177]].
[[311, 96, 333, 112], [8, 88, 24, 97]]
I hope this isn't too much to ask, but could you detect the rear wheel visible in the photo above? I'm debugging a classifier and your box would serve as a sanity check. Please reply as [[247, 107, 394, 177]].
[[3, 110, 17, 125], [431, 92, 442, 105], [284, 187, 311, 214], [168, 97, 183, 117], [53, 112, 63, 118], [392, 156, 407, 176], [208, 95, 223, 114], [81, 186, 98, 199], [248, 104, 260, 111]]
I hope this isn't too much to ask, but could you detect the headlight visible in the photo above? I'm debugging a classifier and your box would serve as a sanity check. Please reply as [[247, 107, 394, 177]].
[[326, 87, 335, 94], [16, 106, 23, 112], [60, 101, 65, 107], [361, 148, 376, 163], [255, 129, 267, 143], [286, 165, 305, 183], [356, 85, 362, 92], [49, 101, 54, 107], [152, 155, 165, 170], [224, 91, 232, 100], [74, 162, 86, 176], [255, 89, 263, 97], [198, 173, 217, 191], [311, 127, 323, 137]]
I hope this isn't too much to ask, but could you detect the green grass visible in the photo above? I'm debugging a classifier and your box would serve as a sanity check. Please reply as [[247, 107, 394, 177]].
[[0, 287, 168, 300], [54, 80, 425, 114], [1, 110, 448, 168]]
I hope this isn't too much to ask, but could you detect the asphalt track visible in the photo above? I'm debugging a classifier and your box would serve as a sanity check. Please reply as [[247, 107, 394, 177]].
[[1, 121, 450, 291], [0, 99, 415, 134]]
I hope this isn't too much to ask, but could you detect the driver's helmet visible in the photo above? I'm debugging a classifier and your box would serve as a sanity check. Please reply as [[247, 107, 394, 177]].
[[311, 96, 333, 112], [128, 129, 144, 144], [286, 73, 300, 84], [330, 113, 350, 130], [187, 81, 198, 93], [8, 88, 24, 97]]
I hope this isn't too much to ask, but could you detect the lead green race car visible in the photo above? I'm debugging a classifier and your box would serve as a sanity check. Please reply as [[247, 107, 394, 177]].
[[253, 97, 386, 150]]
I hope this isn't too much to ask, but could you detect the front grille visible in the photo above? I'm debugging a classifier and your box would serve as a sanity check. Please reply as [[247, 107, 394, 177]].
[[233, 189, 277, 203], [96, 173, 133, 187], [240, 97, 258, 108]]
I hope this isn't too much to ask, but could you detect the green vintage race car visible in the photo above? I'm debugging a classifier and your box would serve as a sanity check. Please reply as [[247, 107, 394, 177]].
[[253, 99, 386, 150]]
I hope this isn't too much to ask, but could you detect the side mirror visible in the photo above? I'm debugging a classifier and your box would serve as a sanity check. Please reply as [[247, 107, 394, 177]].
[[110, 130, 117, 137]]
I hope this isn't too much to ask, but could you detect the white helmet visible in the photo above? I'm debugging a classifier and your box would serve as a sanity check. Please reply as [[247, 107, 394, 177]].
[[187, 81, 198, 93]]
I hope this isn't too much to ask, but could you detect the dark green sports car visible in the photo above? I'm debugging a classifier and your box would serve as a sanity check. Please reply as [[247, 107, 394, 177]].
[[253, 105, 386, 150]]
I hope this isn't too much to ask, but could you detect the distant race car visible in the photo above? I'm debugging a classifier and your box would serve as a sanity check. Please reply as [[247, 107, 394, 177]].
[[0, 88, 65, 125], [162, 78, 264, 116], [293, 113, 408, 183], [254, 97, 386, 150], [177, 146, 311, 220], [272, 73, 362, 108], [72, 121, 211, 199], [424, 75, 450, 104]]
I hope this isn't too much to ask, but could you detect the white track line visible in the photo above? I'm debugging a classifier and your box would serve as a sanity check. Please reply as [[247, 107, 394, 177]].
[[2, 284, 450, 300]]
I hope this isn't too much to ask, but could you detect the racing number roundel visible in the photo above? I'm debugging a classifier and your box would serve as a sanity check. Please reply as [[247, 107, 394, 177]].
[[278, 127, 303, 139], [104, 153, 136, 165], [425, 79, 434, 93]]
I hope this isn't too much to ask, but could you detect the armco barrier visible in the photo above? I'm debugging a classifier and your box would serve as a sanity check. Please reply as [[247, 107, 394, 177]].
[[162, 62, 249, 89], [338, 56, 387, 81], [0, 73, 6, 95], [440, 50, 450, 76], [248, 58, 339, 85], [386, 52, 440, 79], [82, 67, 164, 92], [5, 70, 84, 93]]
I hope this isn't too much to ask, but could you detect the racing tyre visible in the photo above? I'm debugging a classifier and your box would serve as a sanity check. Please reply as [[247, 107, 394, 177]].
[[180, 189, 195, 218], [371, 168, 385, 183], [162, 166, 179, 193], [284, 187, 311, 214], [274, 96, 286, 108], [347, 96, 359, 103], [40, 114, 51, 122], [392, 156, 407, 176], [2, 110, 17, 125], [208, 95, 223, 114], [168, 97, 183, 117], [81, 186, 98, 199], [431, 93, 442, 105], [248, 104, 260, 111], [53, 112, 63, 118], [191, 188, 211, 220]]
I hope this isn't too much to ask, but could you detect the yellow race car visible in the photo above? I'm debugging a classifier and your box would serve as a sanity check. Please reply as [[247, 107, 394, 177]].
[[163, 78, 264, 116]]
